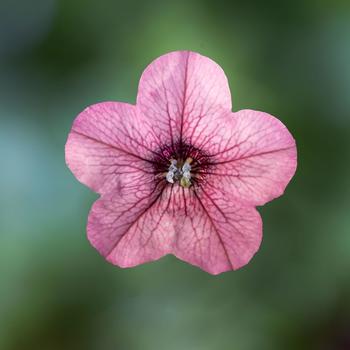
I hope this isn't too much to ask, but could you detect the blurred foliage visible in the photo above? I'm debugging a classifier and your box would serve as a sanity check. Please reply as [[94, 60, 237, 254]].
[[0, 0, 350, 349]]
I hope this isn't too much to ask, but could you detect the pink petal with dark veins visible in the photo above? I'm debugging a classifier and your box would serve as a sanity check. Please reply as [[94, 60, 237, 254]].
[[137, 51, 232, 146], [88, 181, 175, 267], [65, 102, 159, 195], [170, 185, 262, 274], [87, 182, 262, 273], [187, 109, 297, 205]]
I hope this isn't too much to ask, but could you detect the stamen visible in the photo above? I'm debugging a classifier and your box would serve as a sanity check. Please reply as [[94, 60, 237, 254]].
[[166, 171, 175, 183], [165, 158, 192, 187], [169, 159, 178, 171], [180, 160, 191, 188], [182, 162, 191, 173], [166, 159, 178, 183]]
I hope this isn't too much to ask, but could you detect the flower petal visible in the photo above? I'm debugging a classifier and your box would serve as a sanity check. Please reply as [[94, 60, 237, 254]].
[[65, 102, 159, 195], [171, 186, 262, 274], [87, 181, 175, 268], [191, 109, 297, 206], [137, 51, 232, 146]]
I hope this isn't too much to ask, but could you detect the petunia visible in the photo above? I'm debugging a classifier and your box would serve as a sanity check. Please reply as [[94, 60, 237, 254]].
[[65, 51, 297, 275]]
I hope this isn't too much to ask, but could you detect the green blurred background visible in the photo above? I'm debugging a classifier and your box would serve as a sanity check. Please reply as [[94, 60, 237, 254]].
[[1, 0, 350, 349]]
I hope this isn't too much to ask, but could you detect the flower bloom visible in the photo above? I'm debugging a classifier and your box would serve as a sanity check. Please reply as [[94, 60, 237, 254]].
[[65, 51, 297, 274]]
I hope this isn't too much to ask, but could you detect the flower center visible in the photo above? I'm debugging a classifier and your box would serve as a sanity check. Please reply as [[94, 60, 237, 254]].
[[166, 158, 192, 188], [151, 140, 212, 188]]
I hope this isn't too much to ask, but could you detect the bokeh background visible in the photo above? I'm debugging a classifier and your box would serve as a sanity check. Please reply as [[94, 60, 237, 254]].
[[1, 0, 350, 349]]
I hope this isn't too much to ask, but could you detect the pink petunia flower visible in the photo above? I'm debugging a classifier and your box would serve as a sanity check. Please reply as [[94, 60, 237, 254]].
[[65, 51, 297, 275]]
